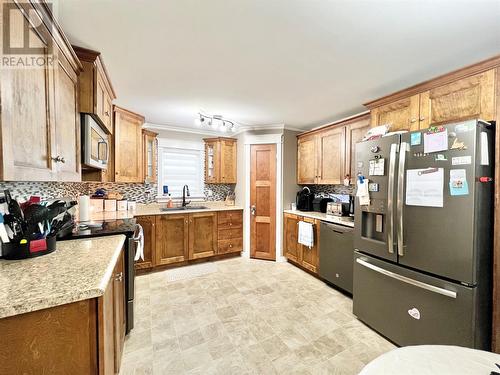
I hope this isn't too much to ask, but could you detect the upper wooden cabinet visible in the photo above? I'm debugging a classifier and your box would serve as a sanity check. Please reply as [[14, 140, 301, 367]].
[[204, 138, 237, 184], [366, 60, 499, 130], [370, 95, 420, 132], [297, 113, 370, 184], [73, 46, 116, 134], [142, 129, 158, 183], [114, 106, 144, 183], [0, 2, 82, 182]]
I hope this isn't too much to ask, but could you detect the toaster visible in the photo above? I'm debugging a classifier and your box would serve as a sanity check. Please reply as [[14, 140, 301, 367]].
[[313, 198, 333, 213]]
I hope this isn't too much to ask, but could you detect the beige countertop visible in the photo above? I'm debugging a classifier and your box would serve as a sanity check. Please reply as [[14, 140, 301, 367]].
[[283, 209, 355, 228], [89, 202, 243, 221], [0, 235, 125, 319]]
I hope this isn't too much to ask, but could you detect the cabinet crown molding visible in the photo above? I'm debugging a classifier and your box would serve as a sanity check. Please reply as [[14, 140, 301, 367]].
[[298, 112, 370, 138], [364, 54, 500, 109]]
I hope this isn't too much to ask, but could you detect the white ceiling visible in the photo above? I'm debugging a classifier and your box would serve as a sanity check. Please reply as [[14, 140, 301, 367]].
[[57, 0, 500, 131]]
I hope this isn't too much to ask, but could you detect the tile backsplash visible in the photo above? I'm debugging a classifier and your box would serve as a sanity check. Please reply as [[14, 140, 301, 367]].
[[0, 181, 232, 203], [300, 184, 355, 196]]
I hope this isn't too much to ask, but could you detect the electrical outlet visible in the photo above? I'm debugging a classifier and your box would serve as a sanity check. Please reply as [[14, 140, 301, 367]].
[[207, 190, 213, 197]]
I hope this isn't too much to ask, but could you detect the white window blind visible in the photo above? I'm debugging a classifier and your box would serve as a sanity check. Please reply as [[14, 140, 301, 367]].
[[158, 147, 204, 198]]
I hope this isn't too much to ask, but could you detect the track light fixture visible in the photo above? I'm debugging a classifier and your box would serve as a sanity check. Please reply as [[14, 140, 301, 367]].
[[195, 113, 236, 132]]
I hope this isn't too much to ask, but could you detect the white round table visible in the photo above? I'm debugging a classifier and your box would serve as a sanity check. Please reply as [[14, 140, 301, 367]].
[[360, 345, 500, 375]]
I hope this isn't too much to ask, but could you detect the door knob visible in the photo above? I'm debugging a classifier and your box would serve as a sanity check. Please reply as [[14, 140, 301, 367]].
[[251, 205, 256, 216]]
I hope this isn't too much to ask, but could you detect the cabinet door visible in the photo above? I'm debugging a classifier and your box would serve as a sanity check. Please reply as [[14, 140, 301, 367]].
[[345, 116, 371, 179], [95, 69, 112, 133], [156, 214, 189, 265], [53, 47, 81, 181], [205, 141, 219, 183], [114, 108, 143, 182], [0, 10, 56, 181], [113, 249, 125, 373], [188, 212, 218, 259], [98, 275, 115, 375], [284, 214, 299, 263], [135, 216, 156, 270], [300, 217, 320, 273], [370, 94, 420, 132], [220, 139, 237, 183], [297, 134, 317, 184], [419, 69, 496, 129], [317, 127, 345, 185]]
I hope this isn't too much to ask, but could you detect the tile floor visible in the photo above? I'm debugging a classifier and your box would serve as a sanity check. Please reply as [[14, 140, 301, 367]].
[[120, 257, 396, 375]]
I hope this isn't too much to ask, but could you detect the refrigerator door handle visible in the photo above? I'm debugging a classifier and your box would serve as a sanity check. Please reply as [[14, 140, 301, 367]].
[[397, 142, 408, 256], [356, 258, 457, 299], [387, 143, 398, 254]]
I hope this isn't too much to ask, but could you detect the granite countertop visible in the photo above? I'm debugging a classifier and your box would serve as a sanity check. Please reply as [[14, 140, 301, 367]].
[[89, 202, 244, 221], [0, 234, 126, 319], [283, 209, 355, 228]]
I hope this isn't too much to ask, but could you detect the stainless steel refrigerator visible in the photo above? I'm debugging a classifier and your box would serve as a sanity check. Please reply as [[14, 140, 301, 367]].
[[353, 119, 494, 350]]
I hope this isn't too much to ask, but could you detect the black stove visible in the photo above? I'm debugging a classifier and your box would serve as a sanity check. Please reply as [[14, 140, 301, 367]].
[[58, 217, 140, 335]]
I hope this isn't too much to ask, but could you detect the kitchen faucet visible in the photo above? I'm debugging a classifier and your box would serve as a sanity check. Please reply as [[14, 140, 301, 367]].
[[182, 185, 191, 207]]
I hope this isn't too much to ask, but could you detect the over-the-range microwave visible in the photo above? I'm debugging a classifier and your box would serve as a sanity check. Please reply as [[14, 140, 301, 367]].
[[82, 114, 109, 169]]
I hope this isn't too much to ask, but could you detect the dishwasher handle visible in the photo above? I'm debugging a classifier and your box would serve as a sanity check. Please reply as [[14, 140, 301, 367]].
[[321, 222, 353, 234]]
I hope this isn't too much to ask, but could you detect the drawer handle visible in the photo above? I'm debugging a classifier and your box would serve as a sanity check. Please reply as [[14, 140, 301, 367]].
[[356, 258, 457, 299]]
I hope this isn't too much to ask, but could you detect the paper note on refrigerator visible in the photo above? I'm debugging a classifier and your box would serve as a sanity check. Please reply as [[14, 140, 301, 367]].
[[423, 129, 448, 153], [405, 168, 444, 207]]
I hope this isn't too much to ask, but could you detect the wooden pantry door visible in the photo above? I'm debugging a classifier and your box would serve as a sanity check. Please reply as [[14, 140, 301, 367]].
[[250, 144, 276, 260]]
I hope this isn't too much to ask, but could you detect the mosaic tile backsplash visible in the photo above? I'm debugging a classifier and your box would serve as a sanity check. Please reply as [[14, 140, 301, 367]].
[[299, 184, 355, 197], [0, 181, 232, 203]]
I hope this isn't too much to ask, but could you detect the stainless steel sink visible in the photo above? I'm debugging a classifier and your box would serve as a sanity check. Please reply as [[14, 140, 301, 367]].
[[160, 206, 208, 211]]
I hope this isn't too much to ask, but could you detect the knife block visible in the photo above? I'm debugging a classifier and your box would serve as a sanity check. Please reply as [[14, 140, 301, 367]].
[[1, 235, 57, 260]]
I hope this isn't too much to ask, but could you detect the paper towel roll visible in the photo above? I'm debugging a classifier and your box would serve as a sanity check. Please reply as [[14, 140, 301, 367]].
[[79, 195, 90, 222]]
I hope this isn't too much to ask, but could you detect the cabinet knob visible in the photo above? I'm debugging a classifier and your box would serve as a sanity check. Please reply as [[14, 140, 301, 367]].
[[229, 223, 232, 226], [115, 272, 123, 282], [410, 118, 417, 123], [185, 220, 188, 224], [419, 116, 425, 121], [105, 111, 110, 116], [229, 244, 233, 248]]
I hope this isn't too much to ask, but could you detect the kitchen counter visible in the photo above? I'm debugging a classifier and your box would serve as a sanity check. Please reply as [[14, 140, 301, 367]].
[[89, 201, 244, 221], [284, 209, 355, 228], [0, 234, 125, 319]]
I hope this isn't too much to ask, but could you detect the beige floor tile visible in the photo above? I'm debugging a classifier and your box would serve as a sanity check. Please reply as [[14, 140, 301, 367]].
[[121, 257, 395, 375]]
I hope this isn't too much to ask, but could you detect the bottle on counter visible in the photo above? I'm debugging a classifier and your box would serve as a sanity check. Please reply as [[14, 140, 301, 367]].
[[167, 194, 174, 208]]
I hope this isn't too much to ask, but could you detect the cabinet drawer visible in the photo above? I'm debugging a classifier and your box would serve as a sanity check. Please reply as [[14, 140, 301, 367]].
[[218, 238, 243, 254], [218, 227, 243, 240], [218, 211, 243, 228]]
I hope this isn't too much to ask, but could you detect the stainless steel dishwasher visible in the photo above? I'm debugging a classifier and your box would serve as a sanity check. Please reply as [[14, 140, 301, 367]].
[[319, 221, 354, 294]]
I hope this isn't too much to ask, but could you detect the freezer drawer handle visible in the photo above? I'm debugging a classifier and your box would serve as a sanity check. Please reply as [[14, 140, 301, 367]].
[[356, 258, 457, 299]]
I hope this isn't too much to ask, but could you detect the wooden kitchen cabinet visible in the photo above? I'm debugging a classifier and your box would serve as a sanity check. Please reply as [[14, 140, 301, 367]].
[[114, 106, 144, 183], [366, 68, 497, 131], [0, 2, 82, 182], [217, 210, 243, 254], [73, 46, 116, 134], [369, 94, 420, 131], [317, 127, 345, 185], [143, 129, 158, 183], [204, 138, 237, 183], [297, 134, 318, 184], [155, 214, 189, 265], [188, 212, 218, 259], [113, 250, 126, 373], [283, 213, 320, 274], [135, 216, 156, 270], [0, 247, 126, 375], [297, 113, 370, 185], [283, 213, 300, 263]]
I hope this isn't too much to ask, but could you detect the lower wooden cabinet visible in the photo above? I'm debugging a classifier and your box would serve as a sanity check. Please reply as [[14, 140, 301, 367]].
[[135, 210, 243, 270], [283, 213, 320, 274], [135, 215, 156, 270], [0, 248, 126, 375], [189, 212, 218, 259], [155, 214, 190, 266]]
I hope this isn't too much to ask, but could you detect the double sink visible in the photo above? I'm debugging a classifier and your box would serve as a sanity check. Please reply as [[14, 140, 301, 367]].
[[160, 205, 208, 212]]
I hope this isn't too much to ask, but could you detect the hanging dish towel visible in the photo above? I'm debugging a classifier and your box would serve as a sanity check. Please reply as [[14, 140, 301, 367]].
[[298, 221, 314, 248], [356, 178, 370, 206]]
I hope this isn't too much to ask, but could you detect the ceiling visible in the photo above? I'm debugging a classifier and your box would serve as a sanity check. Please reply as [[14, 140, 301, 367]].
[[57, 0, 500, 131]]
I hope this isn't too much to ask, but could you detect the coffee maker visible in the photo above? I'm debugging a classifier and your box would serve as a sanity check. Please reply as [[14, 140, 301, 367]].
[[296, 187, 314, 211]]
